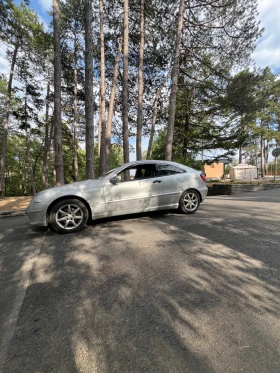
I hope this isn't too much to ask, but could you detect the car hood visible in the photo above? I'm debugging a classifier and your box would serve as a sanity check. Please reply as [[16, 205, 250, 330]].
[[33, 179, 103, 202]]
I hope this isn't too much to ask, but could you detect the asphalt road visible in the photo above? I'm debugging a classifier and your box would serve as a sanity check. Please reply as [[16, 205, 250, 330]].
[[0, 189, 280, 373]]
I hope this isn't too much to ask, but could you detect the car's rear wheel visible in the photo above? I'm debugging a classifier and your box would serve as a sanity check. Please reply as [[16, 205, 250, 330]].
[[49, 198, 89, 233], [179, 189, 200, 214]]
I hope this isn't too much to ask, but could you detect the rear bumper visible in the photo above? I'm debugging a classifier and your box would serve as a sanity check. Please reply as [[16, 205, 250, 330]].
[[200, 187, 208, 201]]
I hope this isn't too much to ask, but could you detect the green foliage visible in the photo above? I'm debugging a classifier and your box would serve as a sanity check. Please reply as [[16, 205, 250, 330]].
[[225, 165, 231, 174], [150, 130, 203, 170], [0, 1, 46, 51], [0, 75, 7, 139], [5, 134, 44, 195], [94, 143, 123, 178]]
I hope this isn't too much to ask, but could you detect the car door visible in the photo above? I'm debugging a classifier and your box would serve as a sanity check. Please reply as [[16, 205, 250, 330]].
[[104, 163, 163, 212], [156, 163, 187, 207]]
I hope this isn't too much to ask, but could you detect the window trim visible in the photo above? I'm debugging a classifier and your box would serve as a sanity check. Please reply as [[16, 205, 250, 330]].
[[116, 163, 158, 182], [156, 163, 186, 177]]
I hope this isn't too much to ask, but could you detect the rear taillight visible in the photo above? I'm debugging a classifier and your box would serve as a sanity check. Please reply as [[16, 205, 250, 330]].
[[200, 173, 207, 182]]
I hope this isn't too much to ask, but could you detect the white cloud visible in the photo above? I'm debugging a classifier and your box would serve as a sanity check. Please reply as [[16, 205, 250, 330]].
[[252, 0, 280, 71], [38, 0, 52, 12], [37, 14, 50, 31], [0, 42, 10, 76]]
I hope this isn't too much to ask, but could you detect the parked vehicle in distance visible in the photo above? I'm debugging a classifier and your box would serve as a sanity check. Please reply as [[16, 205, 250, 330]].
[[26, 160, 208, 233]]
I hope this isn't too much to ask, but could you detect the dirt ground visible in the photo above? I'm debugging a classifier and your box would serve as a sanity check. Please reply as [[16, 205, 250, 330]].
[[0, 196, 32, 212]]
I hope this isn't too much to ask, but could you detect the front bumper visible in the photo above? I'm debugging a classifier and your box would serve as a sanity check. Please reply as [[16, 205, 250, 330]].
[[25, 200, 49, 226]]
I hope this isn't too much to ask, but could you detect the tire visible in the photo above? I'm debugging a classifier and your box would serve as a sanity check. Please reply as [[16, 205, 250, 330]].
[[178, 189, 200, 214], [49, 198, 89, 234]]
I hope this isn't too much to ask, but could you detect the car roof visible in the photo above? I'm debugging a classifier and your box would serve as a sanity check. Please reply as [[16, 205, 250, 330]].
[[125, 160, 179, 166], [121, 160, 197, 172]]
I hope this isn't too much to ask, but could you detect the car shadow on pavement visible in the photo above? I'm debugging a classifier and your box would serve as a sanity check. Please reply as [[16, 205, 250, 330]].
[[1, 199, 280, 373], [1, 216, 215, 373]]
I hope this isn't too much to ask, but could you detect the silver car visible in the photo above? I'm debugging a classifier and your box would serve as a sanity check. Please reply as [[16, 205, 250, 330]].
[[26, 160, 208, 233]]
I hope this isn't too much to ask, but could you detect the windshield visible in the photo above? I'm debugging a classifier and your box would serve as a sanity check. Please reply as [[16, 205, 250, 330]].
[[98, 167, 119, 180]]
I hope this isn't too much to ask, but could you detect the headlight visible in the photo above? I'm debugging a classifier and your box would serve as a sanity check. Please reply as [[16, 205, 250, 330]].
[[34, 194, 50, 203]]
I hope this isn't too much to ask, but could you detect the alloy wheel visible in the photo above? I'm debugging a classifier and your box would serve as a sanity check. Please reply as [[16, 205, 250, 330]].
[[55, 203, 83, 230]]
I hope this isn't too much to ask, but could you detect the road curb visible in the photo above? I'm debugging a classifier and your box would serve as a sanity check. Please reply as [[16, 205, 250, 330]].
[[0, 210, 26, 218]]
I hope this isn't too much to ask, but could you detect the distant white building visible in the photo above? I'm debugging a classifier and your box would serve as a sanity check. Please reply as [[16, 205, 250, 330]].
[[229, 164, 258, 180]]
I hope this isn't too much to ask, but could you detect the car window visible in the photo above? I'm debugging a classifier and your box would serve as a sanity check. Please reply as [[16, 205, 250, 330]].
[[117, 167, 137, 181], [117, 164, 157, 182], [157, 164, 186, 176]]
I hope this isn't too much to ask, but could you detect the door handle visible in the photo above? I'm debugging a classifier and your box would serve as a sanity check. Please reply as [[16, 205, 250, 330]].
[[153, 180, 162, 183]]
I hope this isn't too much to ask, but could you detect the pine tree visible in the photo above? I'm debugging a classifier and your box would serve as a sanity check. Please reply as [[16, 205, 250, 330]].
[[53, 0, 64, 185], [84, 0, 95, 179], [0, 1, 46, 195]]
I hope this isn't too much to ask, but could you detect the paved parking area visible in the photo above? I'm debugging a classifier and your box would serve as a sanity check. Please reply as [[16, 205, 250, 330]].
[[0, 189, 280, 373]]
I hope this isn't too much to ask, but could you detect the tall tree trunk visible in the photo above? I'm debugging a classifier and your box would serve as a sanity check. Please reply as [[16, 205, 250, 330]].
[[53, 0, 64, 186], [183, 110, 190, 160], [239, 146, 242, 164], [136, 0, 144, 161], [73, 31, 79, 181], [122, 0, 129, 167], [264, 140, 269, 175], [277, 117, 280, 147], [260, 135, 264, 177], [99, 0, 107, 176], [147, 72, 170, 160], [84, 0, 95, 179], [105, 35, 122, 171], [50, 116, 55, 182], [42, 70, 51, 189], [0, 44, 19, 196], [24, 93, 36, 196], [98, 94, 101, 157], [165, 0, 185, 161]]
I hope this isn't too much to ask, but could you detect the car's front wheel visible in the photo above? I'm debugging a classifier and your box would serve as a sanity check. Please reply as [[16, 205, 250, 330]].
[[49, 199, 89, 233], [178, 189, 200, 214]]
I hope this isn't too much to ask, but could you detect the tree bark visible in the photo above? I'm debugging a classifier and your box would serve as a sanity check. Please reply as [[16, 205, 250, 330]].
[[264, 140, 268, 175], [24, 92, 36, 196], [278, 118, 280, 147], [42, 70, 51, 189], [98, 94, 101, 157], [0, 44, 19, 196], [98, 0, 107, 176], [165, 0, 185, 161], [53, 0, 64, 186], [136, 0, 144, 161], [183, 110, 190, 160], [105, 35, 122, 171], [147, 72, 170, 160], [260, 135, 264, 177], [73, 30, 79, 181], [84, 0, 95, 179], [122, 0, 129, 167]]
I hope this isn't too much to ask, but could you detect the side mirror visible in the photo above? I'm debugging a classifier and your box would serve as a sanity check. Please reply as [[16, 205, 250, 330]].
[[110, 176, 120, 185]]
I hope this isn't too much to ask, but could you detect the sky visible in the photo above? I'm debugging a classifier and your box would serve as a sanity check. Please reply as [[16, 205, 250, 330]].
[[0, 0, 280, 159], [252, 0, 280, 73]]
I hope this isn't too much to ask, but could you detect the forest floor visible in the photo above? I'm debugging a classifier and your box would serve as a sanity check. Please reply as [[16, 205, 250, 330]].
[[0, 196, 32, 212]]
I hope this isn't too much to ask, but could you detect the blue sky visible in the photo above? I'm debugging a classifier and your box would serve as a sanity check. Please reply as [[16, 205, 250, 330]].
[[252, 0, 280, 74]]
